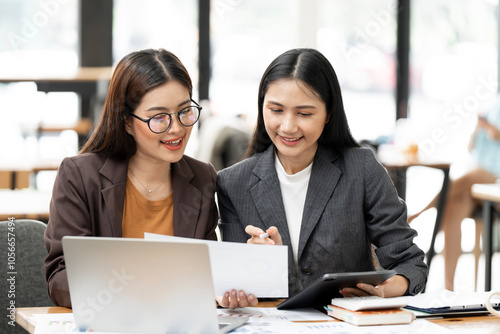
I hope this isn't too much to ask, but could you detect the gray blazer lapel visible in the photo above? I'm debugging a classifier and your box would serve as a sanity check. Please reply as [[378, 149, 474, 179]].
[[250, 146, 292, 247], [172, 157, 201, 238], [100, 157, 128, 237], [298, 146, 342, 259]]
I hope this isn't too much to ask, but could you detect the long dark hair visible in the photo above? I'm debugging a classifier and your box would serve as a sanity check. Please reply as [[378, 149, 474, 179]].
[[80, 48, 193, 158], [246, 48, 359, 157]]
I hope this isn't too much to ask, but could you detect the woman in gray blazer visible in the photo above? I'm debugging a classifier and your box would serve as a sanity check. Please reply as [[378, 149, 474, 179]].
[[217, 48, 427, 308], [44, 49, 218, 307]]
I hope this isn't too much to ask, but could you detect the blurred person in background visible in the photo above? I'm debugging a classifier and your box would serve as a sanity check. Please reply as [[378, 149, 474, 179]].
[[409, 97, 500, 290]]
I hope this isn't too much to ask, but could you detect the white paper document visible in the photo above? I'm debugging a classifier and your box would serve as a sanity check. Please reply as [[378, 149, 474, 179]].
[[32, 313, 77, 334], [144, 233, 289, 297], [32, 310, 449, 334], [286, 319, 451, 334], [216, 308, 450, 334]]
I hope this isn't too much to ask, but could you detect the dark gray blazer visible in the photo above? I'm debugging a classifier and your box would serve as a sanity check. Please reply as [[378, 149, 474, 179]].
[[45, 153, 218, 307], [217, 145, 427, 297]]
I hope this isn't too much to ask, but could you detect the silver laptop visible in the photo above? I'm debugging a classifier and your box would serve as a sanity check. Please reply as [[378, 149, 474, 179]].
[[62, 236, 247, 333]]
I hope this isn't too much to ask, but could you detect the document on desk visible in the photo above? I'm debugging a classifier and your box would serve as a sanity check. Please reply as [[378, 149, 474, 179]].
[[32, 311, 450, 334], [286, 319, 451, 333], [216, 309, 449, 334], [144, 233, 288, 298]]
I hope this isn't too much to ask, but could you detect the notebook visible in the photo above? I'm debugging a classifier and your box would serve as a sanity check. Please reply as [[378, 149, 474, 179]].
[[405, 290, 500, 318], [62, 236, 247, 333]]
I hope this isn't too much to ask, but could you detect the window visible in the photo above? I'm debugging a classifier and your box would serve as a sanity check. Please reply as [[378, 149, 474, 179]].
[[210, 0, 298, 120], [0, 0, 79, 189], [0, 0, 78, 75], [317, 0, 397, 141], [410, 0, 498, 162], [113, 0, 199, 92]]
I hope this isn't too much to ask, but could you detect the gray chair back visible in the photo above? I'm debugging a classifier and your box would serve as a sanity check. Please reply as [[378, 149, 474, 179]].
[[1, 219, 54, 333]]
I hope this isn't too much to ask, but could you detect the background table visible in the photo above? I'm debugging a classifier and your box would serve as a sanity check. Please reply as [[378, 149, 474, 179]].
[[471, 183, 500, 291], [377, 149, 451, 283], [0, 159, 60, 190], [0, 67, 112, 147]]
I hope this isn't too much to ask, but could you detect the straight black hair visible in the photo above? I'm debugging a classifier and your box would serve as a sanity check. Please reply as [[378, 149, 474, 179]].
[[246, 48, 359, 157]]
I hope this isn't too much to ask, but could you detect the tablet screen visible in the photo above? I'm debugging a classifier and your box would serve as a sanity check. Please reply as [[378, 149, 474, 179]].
[[277, 270, 397, 310]]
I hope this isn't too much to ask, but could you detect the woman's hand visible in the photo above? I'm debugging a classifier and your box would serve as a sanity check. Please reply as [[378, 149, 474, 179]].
[[245, 225, 283, 245], [216, 289, 258, 309], [477, 116, 500, 141], [339, 275, 409, 298]]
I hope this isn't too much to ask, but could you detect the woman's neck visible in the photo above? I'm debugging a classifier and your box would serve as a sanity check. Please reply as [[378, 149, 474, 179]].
[[275, 149, 316, 175], [128, 155, 171, 184]]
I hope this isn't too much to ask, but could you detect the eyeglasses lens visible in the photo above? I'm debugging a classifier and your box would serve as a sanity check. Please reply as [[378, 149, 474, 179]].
[[148, 107, 200, 133], [179, 107, 200, 126], [150, 114, 170, 133]]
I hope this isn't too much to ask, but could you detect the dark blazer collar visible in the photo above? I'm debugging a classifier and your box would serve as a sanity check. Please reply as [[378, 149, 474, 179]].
[[251, 144, 276, 180], [250, 144, 343, 260], [298, 145, 342, 259], [171, 157, 202, 238], [250, 145, 292, 247], [99, 156, 128, 237], [100, 155, 128, 184]]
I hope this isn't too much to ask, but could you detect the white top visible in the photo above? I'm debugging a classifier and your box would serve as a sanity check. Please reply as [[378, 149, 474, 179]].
[[274, 155, 313, 270], [471, 97, 500, 177]]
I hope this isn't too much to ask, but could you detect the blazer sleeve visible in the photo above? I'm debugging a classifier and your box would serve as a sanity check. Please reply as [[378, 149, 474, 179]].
[[216, 169, 249, 243], [44, 157, 94, 307], [362, 150, 428, 295], [204, 164, 219, 241]]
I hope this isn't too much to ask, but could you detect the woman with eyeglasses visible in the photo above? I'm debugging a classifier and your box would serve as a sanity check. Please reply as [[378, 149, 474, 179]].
[[217, 48, 427, 308], [44, 49, 218, 308]]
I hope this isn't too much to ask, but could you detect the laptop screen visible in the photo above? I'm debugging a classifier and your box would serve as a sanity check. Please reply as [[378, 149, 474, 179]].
[[63, 236, 222, 333]]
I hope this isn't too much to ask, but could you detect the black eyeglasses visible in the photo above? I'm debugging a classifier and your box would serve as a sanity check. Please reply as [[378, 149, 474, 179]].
[[129, 100, 202, 134]]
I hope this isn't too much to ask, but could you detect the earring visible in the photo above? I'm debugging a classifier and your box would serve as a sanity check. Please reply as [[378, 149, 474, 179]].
[[127, 129, 131, 133]]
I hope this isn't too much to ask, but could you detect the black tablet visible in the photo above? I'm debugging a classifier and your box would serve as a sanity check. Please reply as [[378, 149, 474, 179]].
[[276, 270, 397, 310]]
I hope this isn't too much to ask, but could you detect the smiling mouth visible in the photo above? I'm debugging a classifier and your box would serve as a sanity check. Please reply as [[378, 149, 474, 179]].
[[160, 138, 182, 146], [280, 136, 302, 142]]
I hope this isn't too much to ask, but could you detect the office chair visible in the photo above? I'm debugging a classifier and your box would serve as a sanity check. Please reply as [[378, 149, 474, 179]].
[[0, 219, 54, 333]]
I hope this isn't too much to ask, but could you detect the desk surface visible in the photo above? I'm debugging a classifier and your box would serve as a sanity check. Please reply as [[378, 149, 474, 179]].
[[16, 307, 70, 333], [472, 183, 500, 202], [0, 66, 113, 83], [15, 305, 500, 333]]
